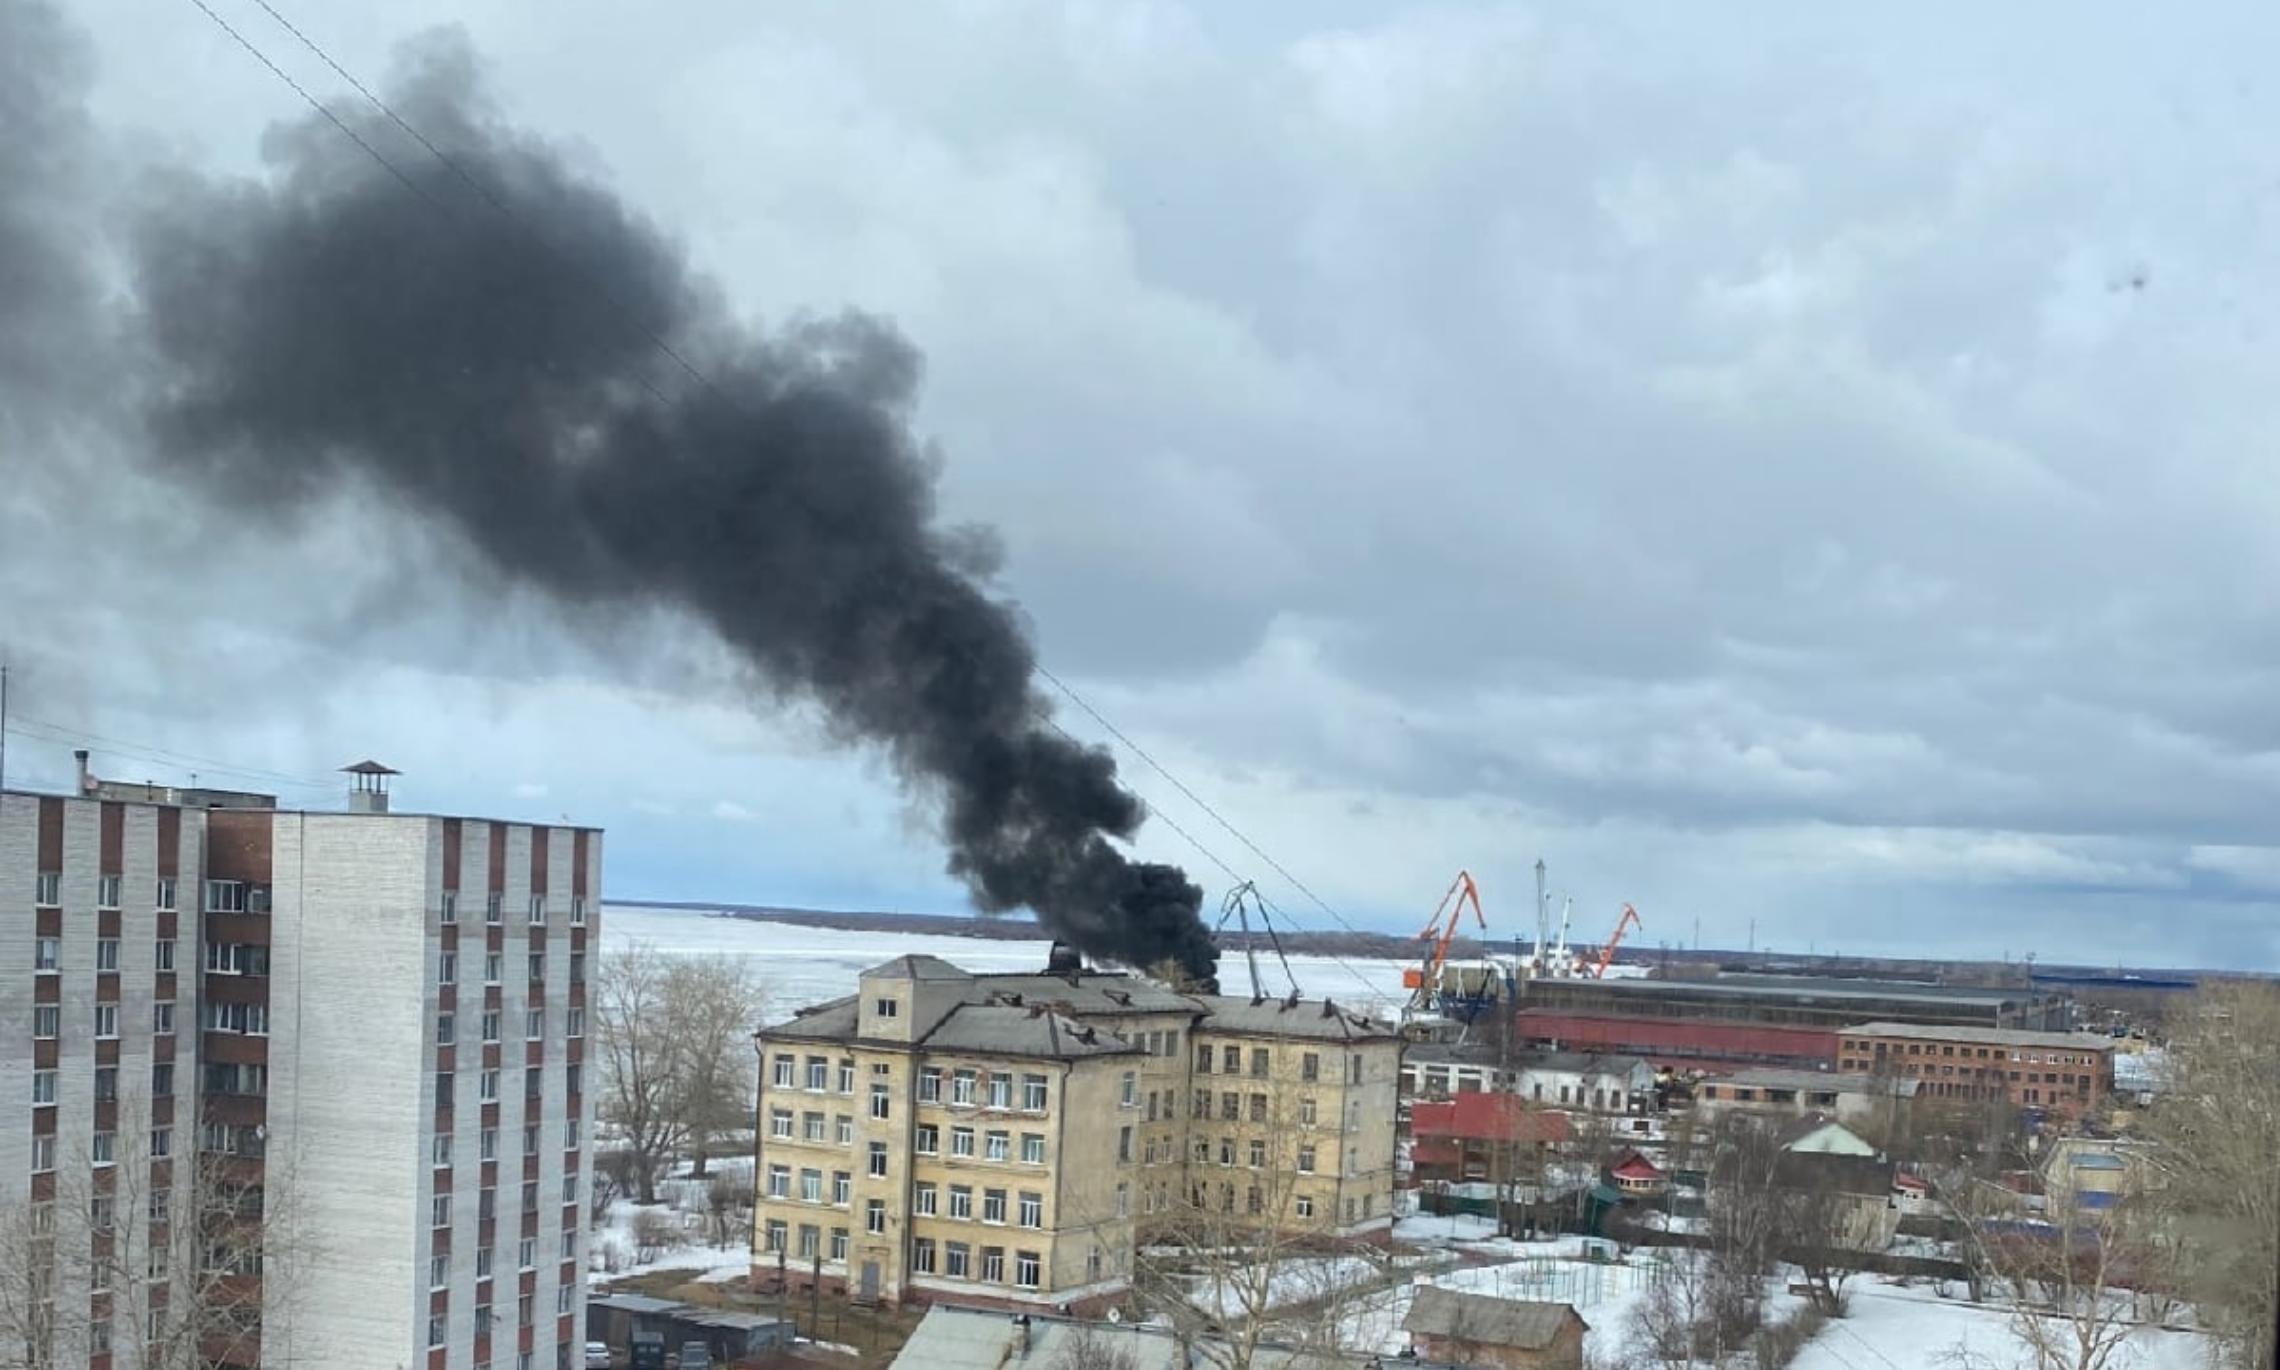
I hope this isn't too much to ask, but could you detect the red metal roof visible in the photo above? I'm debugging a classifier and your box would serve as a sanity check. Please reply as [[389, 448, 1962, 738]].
[[1410, 1093, 1571, 1145], [1610, 1151, 1664, 1180]]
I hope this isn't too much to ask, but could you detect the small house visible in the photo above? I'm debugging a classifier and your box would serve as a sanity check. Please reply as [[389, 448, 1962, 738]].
[[1403, 1287, 1589, 1370], [1608, 1150, 1666, 1197]]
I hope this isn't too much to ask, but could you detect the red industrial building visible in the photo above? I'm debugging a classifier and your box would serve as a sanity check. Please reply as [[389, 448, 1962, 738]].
[[1513, 1009, 1839, 1073], [1410, 1093, 1571, 1183]]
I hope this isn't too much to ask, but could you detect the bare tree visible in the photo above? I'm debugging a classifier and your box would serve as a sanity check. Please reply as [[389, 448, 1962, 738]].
[[1054, 1324, 1142, 1370], [2137, 983, 2279, 1370], [704, 1170, 753, 1249], [1949, 1187, 2151, 1370], [594, 941, 768, 1200], [0, 1100, 310, 1370]]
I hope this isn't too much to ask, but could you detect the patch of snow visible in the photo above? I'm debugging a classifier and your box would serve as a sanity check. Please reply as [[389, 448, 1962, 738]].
[[1791, 1278, 2213, 1370], [588, 1200, 750, 1286]]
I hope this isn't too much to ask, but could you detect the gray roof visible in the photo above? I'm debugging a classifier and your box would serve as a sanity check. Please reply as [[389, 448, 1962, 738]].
[[1571, 974, 2034, 1007], [588, 1293, 685, 1315], [1840, 1023, 2115, 1050], [1406, 1044, 1650, 1076], [865, 954, 974, 981], [890, 1305, 1365, 1370], [763, 996, 862, 1041], [1402, 1287, 1585, 1350], [1193, 994, 1399, 1042], [974, 972, 1196, 1015], [1705, 1067, 1921, 1097], [921, 1004, 1142, 1059]]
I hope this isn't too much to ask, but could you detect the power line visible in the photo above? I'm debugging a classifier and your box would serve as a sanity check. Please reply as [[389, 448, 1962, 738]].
[[181, 0, 1398, 1009], [1, 715, 336, 791]]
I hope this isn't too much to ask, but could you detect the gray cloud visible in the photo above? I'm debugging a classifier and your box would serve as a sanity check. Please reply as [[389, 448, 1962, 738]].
[[8, 0, 2280, 967]]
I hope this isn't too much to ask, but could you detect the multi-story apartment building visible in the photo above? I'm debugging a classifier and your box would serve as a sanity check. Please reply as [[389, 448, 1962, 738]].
[[1834, 1022, 2115, 1115], [750, 952, 1401, 1314], [0, 754, 600, 1370]]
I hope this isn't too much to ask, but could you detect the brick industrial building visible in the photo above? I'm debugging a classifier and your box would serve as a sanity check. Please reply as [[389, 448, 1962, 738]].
[[1835, 1022, 2117, 1115], [0, 755, 599, 1370], [751, 954, 1402, 1312], [1511, 973, 2072, 1072]]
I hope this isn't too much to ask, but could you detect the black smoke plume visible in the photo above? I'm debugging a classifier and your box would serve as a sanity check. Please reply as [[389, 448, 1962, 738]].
[[127, 34, 1215, 980]]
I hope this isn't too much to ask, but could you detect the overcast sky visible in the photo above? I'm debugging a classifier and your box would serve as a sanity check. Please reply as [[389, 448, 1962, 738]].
[[6, 1, 2279, 970]]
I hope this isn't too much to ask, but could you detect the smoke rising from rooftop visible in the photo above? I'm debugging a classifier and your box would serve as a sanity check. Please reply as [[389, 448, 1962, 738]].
[[122, 32, 1215, 979]]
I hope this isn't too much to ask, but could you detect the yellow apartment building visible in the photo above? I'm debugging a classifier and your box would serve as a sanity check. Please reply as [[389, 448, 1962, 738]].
[[750, 952, 1401, 1312]]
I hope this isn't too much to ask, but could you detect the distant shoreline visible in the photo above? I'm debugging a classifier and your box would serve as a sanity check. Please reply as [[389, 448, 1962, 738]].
[[601, 899, 2242, 983]]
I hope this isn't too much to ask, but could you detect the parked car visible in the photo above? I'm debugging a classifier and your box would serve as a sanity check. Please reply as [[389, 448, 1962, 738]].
[[677, 1343, 713, 1370], [584, 1341, 611, 1369], [629, 1331, 667, 1370]]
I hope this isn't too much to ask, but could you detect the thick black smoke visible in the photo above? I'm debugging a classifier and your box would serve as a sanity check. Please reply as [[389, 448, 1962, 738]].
[[0, 0, 100, 433], [129, 34, 1215, 980]]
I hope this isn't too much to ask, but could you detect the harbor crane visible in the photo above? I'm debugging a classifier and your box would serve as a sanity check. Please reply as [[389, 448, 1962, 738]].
[[1403, 869, 1488, 1005], [1589, 902, 1642, 979]]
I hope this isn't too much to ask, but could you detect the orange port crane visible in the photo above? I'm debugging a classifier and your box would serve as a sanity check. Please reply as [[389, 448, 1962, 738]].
[[1402, 869, 1488, 998], [1589, 902, 1642, 979]]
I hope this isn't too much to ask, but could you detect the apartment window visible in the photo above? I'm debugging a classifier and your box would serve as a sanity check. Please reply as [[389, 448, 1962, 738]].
[[795, 1223, 819, 1259], [915, 1183, 938, 1216], [481, 1128, 498, 1161], [951, 1127, 975, 1158], [1021, 1133, 1046, 1164], [570, 896, 586, 926], [980, 1245, 1005, 1283], [806, 1057, 829, 1091], [566, 1062, 582, 1095], [432, 1195, 452, 1228], [94, 1004, 118, 1039], [33, 936, 58, 972], [524, 1068, 541, 1099], [798, 1169, 824, 1204], [1250, 1093, 1268, 1123], [566, 1118, 582, 1150], [32, 1069, 55, 1105], [430, 1253, 450, 1290], [866, 1199, 886, 1235], [945, 1242, 970, 1278], [439, 951, 457, 985], [870, 1083, 890, 1120], [30, 1135, 55, 1172], [766, 1165, 790, 1199], [1296, 1145, 1316, 1174], [980, 1070, 1008, 1108], [528, 893, 546, 925], [837, 1060, 856, 1093], [150, 1126, 172, 1159], [1018, 1192, 1042, 1228], [835, 1115, 854, 1144], [912, 1237, 936, 1274], [526, 952, 544, 982], [1115, 1182, 1130, 1218], [565, 1007, 583, 1038], [569, 952, 585, 984], [95, 936, 119, 971], [483, 1011, 502, 1043], [1015, 1250, 1040, 1289], [439, 889, 458, 924], [96, 873, 122, 910], [864, 1141, 887, 1178], [484, 891, 502, 924], [156, 876, 176, 911], [1249, 1139, 1267, 1168], [1218, 1137, 1234, 1166], [34, 871, 60, 907], [949, 1186, 972, 1220], [95, 1066, 118, 1102], [832, 1172, 851, 1205], [799, 1111, 824, 1142], [525, 1009, 544, 1040], [438, 1013, 457, 1046], [918, 1067, 941, 1102], [33, 1005, 59, 1039], [982, 1189, 1006, 1224], [1120, 1072, 1137, 1107], [985, 1131, 1009, 1162], [517, 1235, 536, 1270], [87, 1194, 115, 1234], [1302, 1052, 1321, 1082], [951, 1069, 977, 1105], [154, 936, 175, 972], [480, 1070, 499, 1102], [1217, 1045, 1236, 1074], [484, 953, 502, 984], [1118, 1126, 1133, 1164], [203, 879, 245, 912], [874, 996, 899, 1018], [1022, 1074, 1048, 1111], [1221, 1092, 1239, 1121], [1196, 1043, 1213, 1073], [774, 1055, 796, 1089], [524, 1124, 540, 1156], [1349, 1054, 1364, 1084], [915, 1125, 939, 1155], [762, 1220, 786, 1253], [433, 1133, 454, 1167]]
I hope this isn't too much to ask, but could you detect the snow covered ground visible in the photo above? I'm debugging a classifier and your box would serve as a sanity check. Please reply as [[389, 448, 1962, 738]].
[[1177, 1255, 1388, 1320], [589, 1199, 751, 1286], [1791, 1279, 2211, 1370]]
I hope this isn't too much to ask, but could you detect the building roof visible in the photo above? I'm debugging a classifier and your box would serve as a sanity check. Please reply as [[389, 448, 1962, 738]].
[[1839, 1022, 2115, 1050], [921, 1004, 1141, 1059], [1402, 1287, 1585, 1350], [1704, 1067, 1919, 1097], [890, 1305, 1363, 1370], [973, 973, 1196, 1015], [865, 954, 975, 982], [1773, 1113, 1875, 1154], [1192, 994, 1399, 1042], [1558, 973, 2037, 1007], [1407, 1044, 1651, 1076], [1411, 1094, 1572, 1146], [2069, 1153, 2127, 1172], [589, 1293, 686, 1315], [1610, 1151, 1664, 1180]]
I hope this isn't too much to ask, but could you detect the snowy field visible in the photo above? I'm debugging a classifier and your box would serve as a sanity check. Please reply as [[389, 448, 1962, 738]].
[[601, 902, 1643, 1023], [1791, 1279, 2211, 1370]]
